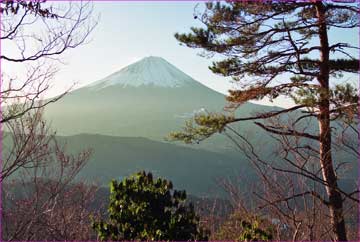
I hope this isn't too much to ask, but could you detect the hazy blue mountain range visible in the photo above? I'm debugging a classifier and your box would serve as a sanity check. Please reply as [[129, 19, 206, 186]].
[[61, 134, 259, 196], [3, 130, 357, 197], [2, 132, 256, 196]]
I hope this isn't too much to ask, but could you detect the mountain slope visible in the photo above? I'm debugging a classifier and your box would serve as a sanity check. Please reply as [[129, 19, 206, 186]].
[[43, 56, 273, 147], [54, 133, 256, 196]]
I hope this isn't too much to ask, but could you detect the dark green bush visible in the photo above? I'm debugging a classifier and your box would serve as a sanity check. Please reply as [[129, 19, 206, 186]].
[[213, 210, 273, 241], [92, 171, 209, 241]]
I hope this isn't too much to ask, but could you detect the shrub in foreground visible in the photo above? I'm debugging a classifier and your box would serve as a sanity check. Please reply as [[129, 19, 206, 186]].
[[92, 171, 209, 241]]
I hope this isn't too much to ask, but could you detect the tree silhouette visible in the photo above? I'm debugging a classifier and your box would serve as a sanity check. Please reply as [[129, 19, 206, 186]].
[[171, 1, 359, 240]]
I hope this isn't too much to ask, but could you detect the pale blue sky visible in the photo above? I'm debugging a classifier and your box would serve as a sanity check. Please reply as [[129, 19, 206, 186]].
[[46, 2, 234, 96], [4, 1, 359, 107]]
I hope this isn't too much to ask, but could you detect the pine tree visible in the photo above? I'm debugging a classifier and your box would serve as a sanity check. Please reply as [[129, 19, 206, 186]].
[[172, 1, 359, 240]]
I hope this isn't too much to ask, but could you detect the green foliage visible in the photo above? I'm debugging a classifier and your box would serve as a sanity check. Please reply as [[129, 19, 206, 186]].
[[92, 171, 209, 241], [213, 211, 273, 241], [292, 83, 358, 122], [168, 112, 234, 144], [239, 220, 273, 241], [330, 83, 358, 122], [291, 86, 324, 108]]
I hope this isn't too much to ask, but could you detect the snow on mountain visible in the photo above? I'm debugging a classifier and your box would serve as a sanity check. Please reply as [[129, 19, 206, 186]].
[[88, 56, 197, 89]]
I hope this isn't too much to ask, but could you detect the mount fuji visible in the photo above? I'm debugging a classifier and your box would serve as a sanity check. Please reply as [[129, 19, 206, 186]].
[[43, 56, 268, 144], [38, 56, 358, 192]]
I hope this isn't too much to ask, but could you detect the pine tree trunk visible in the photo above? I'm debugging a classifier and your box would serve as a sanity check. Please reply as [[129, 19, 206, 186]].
[[318, 104, 347, 241], [315, 3, 347, 241]]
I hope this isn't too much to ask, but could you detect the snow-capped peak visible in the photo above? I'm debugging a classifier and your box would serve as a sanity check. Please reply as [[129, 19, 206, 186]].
[[88, 56, 196, 89]]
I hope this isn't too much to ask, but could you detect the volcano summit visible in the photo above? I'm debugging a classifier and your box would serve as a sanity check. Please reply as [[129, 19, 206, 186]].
[[88, 56, 195, 88], [43, 56, 232, 139]]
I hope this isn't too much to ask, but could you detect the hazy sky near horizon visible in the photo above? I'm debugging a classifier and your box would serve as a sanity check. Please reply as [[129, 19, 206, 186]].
[[4, 1, 359, 108]]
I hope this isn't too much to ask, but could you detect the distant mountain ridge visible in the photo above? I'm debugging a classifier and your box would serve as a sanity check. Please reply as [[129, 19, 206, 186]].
[[2, 131, 255, 196], [3, 132, 356, 197]]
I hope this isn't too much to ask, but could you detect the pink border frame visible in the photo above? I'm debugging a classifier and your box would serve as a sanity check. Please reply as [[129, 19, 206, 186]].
[[0, 1, 359, 241]]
